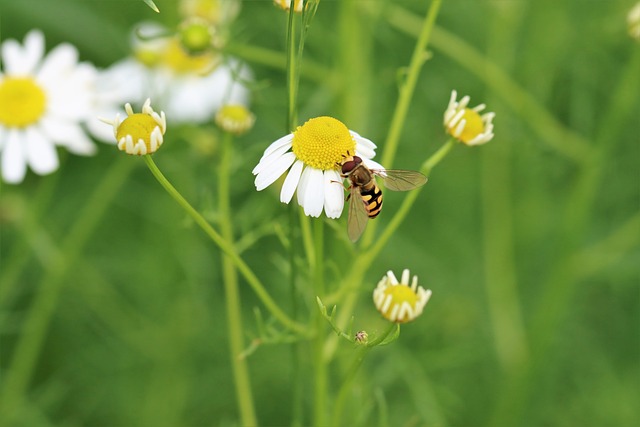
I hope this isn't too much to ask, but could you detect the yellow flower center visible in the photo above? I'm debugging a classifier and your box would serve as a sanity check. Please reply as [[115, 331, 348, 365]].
[[116, 113, 160, 150], [291, 117, 355, 171], [380, 285, 419, 323], [162, 38, 217, 74], [179, 20, 214, 55], [216, 105, 255, 135], [453, 108, 484, 143], [0, 77, 47, 128]]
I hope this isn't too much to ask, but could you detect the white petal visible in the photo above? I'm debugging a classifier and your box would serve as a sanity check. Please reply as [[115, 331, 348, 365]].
[[252, 142, 292, 175], [25, 127, 58, 175], [2, 130, 27, 183], [297, 165, 311, 207], [39, 118, 96, 155], [254, 151, 296, 191], [323, 169, 345, 219], [36, 43, 78, 84], [362, 157, 385, 171], [350, 130, 376, 148], [302, 167, 324, 218], [280, 159, 304, 203], [263, 134, 294, 157], [2, 30, 44, 76]]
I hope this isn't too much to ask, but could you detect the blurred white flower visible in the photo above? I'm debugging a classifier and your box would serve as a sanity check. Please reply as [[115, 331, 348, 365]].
[[0, 30, 105, 184], [629, 2, 640, 41], [99, 22, 251, 125]]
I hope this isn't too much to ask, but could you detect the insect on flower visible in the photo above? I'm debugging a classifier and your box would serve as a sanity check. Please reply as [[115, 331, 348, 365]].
[[340, 153, 427, 242]]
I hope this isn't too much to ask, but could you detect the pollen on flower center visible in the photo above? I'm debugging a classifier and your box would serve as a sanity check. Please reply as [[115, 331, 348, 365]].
[[116, 114, 159, 144], [0, 77, 47, 127], [455, 108, 484, 143], [291, 116, 356, 171]]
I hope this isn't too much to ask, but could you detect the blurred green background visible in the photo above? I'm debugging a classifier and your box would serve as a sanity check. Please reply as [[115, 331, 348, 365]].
[[1, 0, 639, 426]]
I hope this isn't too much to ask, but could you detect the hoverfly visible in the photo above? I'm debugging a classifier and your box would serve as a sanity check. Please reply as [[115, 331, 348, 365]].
[[340, 154, 427, 242]]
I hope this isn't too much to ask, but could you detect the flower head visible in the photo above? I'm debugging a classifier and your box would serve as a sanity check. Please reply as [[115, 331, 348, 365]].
[[274, 0, 303, 13], [0, 30, 103, 183], [444, 90, 495, 146], [252, 116, 383, 219], [180, 0, 241, 25], [178, 17, 220, 55], [629, 2, 640, 41], [215, 104, 255, 135], [373, 269, 432, 324], [102, 99, 166, 155]]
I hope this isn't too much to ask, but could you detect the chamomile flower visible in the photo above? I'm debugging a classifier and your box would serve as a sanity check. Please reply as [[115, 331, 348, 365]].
[[180, 0, 241, 25], [102, 99, 166, 155], [0, 30, 102, 184], [274, 0, 303, 13], [444, 90, 495, 146], [215, 104, 255, 135], [252, 116, 382, 219], [373, 269, 432, 324], [100, 22, 251, 125]]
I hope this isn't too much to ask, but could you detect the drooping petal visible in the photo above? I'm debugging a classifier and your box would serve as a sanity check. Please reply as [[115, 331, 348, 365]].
[[25, 126, 58, 175], [323, 169, 345, 219], [350, 130, 377, 159], [2, 130, 27, 183], [263, 133, 294, 158], [297, 165, 310, 207], [254, 151, 296, 191], [280, 159, 304, 203], [302, 167, 324, 217]]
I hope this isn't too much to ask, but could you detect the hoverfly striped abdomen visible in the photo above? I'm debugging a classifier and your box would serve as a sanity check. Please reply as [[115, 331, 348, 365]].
[[360, 184, 383, 218]]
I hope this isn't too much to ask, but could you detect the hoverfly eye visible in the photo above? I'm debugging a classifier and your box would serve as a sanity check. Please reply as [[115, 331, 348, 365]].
[[353, 156, 363, 165], [341, 160, 356, 174]]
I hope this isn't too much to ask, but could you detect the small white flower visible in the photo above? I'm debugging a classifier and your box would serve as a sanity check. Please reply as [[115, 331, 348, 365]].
[[99, 22, 251, 125], [0, 30, 103, 183], [373, 269, 432, 324], [101, 98, 166, 155], [252, 116, 383, 219], [444, 90, 495, 146]]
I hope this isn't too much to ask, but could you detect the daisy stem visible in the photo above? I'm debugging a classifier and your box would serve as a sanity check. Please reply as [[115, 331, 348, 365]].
[[0, 158, 136, 421], [331, 322, 398, 426], [324, 139, 455, 360], [143, 156, 305, 334], [286, 3, 299, 131], [362, 0, 442, 248], [312, 218, 327, 427], [217, 132, 257, 427]]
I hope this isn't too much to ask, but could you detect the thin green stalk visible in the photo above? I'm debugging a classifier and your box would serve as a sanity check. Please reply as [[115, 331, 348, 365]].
[[217, 132, 257, 427], [362, 0, 442, 247], [143, 156, 305, 334], [313, 219, 327, 427], [0, 158, 136, 421], [286, 5, 298, 131], [331, 322, 398, 425], [379, 3, 592, 164], [324, 139, 456, 360]]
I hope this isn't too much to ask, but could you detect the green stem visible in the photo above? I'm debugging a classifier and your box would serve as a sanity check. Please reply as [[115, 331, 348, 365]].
[[0, 158, 136, 421], [324, 139, 456, 360], [286, 4, 298, 131], [362, 0, 442, 247], [313, 219, 327, 427], [143, 156, 305, 334], [217, 132, 257, 427], [331, 322, 398, 425]]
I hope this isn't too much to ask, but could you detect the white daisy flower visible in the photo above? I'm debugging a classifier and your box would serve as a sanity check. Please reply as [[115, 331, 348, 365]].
[[444, 90, 495, 146], [99, 22, 251, 125], [252, 116, 383, 219], [373, 269, 432, 324], [0, 30, 101, 184]]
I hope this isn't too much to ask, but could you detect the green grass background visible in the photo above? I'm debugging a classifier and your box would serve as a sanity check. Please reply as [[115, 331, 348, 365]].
[[1, 0, 639, 426]]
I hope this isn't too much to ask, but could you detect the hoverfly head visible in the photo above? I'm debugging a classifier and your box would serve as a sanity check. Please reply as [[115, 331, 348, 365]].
[[339, 150, 362, 176]]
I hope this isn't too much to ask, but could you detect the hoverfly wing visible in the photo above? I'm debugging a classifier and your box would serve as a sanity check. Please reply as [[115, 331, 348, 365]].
[[347, 186, 369, 242], [374, 169, 427, 192]]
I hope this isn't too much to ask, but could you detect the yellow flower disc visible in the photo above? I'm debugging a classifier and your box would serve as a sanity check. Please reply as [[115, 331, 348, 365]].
[[163, 38, 216, 74], [291, 116, 355, 171], [0, 77, 47, 127], [455, 108, 484, 144], [116, 113, 160, 150], [379, 285, 419, 323]]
